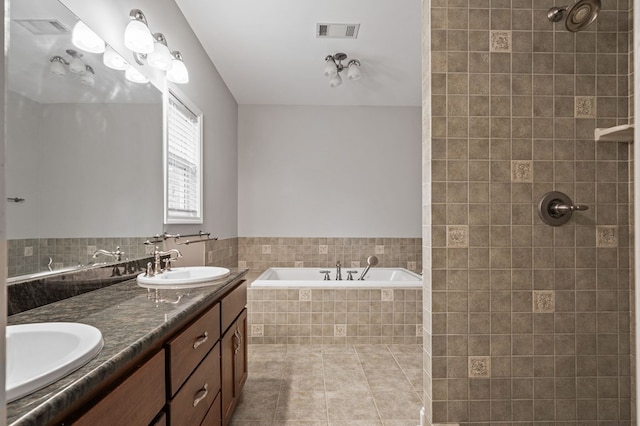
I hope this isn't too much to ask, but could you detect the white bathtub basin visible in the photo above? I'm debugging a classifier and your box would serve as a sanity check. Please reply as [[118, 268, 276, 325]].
[[252, 267, 422, 288], [6, 322, 104, 402], [136, 266, 230, 289]]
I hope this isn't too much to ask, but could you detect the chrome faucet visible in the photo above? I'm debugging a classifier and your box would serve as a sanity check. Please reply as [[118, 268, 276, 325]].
[[92, 246, 125, 262], [336, 260, 342, 280], [149, 246, 182, 276]]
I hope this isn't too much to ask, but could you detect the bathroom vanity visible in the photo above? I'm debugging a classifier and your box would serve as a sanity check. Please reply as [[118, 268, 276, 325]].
[[7, 269, 248, 426]]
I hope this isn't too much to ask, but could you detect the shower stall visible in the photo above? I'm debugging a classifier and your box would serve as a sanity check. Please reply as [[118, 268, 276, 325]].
[[423, 0, 636, 423]]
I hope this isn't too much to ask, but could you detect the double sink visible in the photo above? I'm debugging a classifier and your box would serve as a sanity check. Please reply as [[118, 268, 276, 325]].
[[6, 266, 230, 402]]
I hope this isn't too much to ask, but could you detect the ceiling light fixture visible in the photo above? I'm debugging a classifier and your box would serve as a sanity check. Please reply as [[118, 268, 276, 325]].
[[49, 51, 97, 85], [324, 53, 361, 87], [124, 9, 154, 54], [71, 20, 105, 54]]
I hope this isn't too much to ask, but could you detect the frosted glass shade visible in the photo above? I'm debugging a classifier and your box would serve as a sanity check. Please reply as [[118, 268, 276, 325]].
[[69, 57, 86, 74], [72, 21, 105, 54], [347, 62, 361, 80], [103, 46, 130, 71], [329, 73, 342, 87], [125, 67, 149, 83], [124, 19, 154, 54], [167, 57, 189, 84], [147, 41, 172, 71], [324, 59, 338, 77], [49, 58, 66, 76], [80, 69, 95, 86]]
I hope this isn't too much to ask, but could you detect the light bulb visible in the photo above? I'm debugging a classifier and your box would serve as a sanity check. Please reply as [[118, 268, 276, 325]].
[[329, 73, 342, 87], [72, 21, 105, 54], [124, 10, 154, 54], [147, 35, 172, 71], [125, 67, 149, 83], [167, 52, 189, 84], [103, 46, 130, 71]]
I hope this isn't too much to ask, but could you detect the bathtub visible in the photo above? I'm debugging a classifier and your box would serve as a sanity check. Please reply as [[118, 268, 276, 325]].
[[251, 267, 422, 288]]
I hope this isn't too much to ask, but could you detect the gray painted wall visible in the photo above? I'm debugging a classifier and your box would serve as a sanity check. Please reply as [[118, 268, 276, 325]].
[[238, 105, 421, 237]]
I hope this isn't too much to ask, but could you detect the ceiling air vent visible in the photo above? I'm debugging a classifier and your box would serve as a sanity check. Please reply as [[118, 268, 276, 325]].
[[316, 23, 360, 39], [14, 19, 69, 35]]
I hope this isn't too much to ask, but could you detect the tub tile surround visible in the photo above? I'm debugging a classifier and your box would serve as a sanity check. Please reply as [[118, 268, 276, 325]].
[[427, 0, 633, 424], [238, 237, 422, 274]]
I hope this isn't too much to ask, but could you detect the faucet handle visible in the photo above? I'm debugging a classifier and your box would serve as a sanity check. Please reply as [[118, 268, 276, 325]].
[[164, 256, 179, 271], [346, 270, 358, 280], [319, 270, 331, 280]]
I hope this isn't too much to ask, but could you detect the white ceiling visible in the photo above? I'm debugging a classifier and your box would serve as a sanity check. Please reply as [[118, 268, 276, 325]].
[[174, 0, 422, 107]]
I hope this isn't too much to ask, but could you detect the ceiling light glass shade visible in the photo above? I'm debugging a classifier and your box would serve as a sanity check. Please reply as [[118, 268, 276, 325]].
[[125, 67, 149, 83], [347, 62, 361, 80], [80, 66, 95, 86], [69, 56, 86, 74], [324, 59, 338, 76], [103, 46, 130, 70], [49, 57, 66, 76], [124, 19, 154, 54], [147, 40, 172, 71], [167, 52, 189, 84], [329, 73, 342, 87], [72, 21, 105, 54]]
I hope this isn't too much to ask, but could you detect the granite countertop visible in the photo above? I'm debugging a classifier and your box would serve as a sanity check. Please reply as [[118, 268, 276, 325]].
[[6, 268, 249, 426]]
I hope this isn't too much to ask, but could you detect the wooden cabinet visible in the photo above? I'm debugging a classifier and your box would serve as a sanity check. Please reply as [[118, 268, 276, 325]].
[[68, 280, 246, 426], [220, 282, 248, 426]]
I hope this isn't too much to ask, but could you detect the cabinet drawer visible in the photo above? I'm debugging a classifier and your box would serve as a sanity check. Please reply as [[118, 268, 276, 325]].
[[221, 281, 247, 333], [168, 343, 221, 426], [167, 303, 220, 396], [74, 350, 165, 426], [201, 391, 221, 426]]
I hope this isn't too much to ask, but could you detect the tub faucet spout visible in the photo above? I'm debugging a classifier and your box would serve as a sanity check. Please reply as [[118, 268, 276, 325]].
[[336, 261, 342, 280]]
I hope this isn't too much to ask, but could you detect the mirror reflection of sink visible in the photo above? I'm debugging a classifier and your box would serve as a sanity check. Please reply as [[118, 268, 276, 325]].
[[136, 266, 231, 289], [7, 322, 104, 402]]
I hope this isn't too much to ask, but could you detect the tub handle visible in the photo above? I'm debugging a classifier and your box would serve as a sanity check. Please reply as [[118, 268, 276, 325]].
[[346, 270, 358, 280], [319, 270, 331, 280]]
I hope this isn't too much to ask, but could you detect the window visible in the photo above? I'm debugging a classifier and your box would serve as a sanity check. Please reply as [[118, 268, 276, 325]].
[[164, 89, 203, 224]]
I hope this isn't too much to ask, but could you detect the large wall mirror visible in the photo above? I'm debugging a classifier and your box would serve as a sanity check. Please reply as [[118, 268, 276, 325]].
[[6, 0, 163, 279]]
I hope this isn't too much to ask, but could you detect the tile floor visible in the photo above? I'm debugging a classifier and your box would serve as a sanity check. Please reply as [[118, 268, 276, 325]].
[[230, 344, 423, 426]]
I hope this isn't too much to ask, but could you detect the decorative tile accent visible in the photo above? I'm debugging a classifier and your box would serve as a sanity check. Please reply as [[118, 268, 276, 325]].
[[407, 261, 417, 271], [238, 260, 247, 268], [351, 261, 361, 268], [294, 261, 304, 268], [24, 246, 33, 257], [596, 225, 618, 247], [416, 325, 424, 336], [375, 245, 385, 254], [262, 245, 272, 254], [490, 31, 511, 52], [469, 356, 490, 378], [319, 245, 328, 254], [87, 245, 97, 255], [511, 160, 533, 182], [251, 324, 264, 337], [575, 96, 596, 118], [299, 288, 312, 301], [382, 289, 394, 301], [334, 324, 347, 337], [533, 290, 555, 313], [447, 225, 469, 248]]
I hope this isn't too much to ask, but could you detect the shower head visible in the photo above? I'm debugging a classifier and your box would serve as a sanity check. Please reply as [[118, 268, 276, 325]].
[[547, 0, 601, 32]]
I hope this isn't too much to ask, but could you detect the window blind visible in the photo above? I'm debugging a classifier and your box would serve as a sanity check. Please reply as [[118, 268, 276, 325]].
[[165, 92, 202, 222]]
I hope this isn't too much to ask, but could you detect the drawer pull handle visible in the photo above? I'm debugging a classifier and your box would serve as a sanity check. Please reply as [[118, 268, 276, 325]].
[[193, 383, 209, 407], [193, 331, 209, 349], [233, 329, 240, 354]]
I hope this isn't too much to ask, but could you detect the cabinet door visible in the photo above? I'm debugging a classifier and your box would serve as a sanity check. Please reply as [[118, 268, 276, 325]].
[[221, 308, 248, 426]]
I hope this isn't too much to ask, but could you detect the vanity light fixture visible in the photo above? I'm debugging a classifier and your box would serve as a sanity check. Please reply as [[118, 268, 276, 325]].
[[125, 66, 149, 84], [80, 65, 95, 86], [124, 9, 154, 54], [71, 21, 105, 54], [103, 45, 130, 71], [323, 53, 361, 87], [49, 56, 68, 76], [166, 51, 189, 84]]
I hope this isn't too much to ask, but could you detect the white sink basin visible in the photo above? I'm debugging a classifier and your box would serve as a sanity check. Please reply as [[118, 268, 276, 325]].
[[6, 322, 103, 402], [136, 266, 230, 288]]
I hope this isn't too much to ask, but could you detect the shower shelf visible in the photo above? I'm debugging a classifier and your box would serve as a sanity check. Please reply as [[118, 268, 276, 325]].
[[594, 124, 634, 142]]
